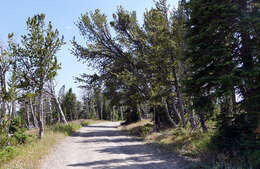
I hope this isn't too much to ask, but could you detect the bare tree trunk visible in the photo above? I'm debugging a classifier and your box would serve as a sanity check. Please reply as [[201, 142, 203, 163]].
[[25, 101, 31, 128], [38, 92, 44, 139], [120, 106, 124, 121], [172, 102, 181, 123], [85, 98, 90, 119], [110, 107, 113, 121], [100, 95, 103, 120], [112, 106, 115, 121], [49, 81, 68, 124], [53, 95, 67, 124], [90, 100, 96, 119], [30, 98, 38, 128], [154, 107, 160, 132], [0, 72, 7, 120], [173, 69, 186, 128], [164, 101, 178, 128], [185, 108, 197, 129], [48, 98, 53, 124], [1, 101, 6, 120], [57, 111, 61, 123], [11, 100, 16, 119]]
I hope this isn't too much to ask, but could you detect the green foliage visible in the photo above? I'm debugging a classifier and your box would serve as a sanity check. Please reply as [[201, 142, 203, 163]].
[[0, 117, 31, 149], [80, 121, 90, 127], [127, 124, 153, 137], [17, 13, 65, 93], [13, 130, 30, 144], [0, 146, 16, 165], [185, 0, 260, 164], [0, 122, 33, 165], [50, 122, 81, 136], [0, 134, 12, 148], [71, 0, 260, 167], [61, 88, 77, 121], [9, 117, 23, 134]]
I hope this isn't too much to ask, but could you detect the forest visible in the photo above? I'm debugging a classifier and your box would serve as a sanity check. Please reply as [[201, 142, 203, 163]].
[[0, 0, 260, 168]]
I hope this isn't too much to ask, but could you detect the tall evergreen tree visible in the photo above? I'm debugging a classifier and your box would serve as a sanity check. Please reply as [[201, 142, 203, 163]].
[[185, 0, 260, 152], [17, 14, 65, 138], [61, 88, 77, 121]]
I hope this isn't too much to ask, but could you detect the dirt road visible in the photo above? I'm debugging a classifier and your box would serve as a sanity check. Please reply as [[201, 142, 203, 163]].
[[40, 122, 184, 169]]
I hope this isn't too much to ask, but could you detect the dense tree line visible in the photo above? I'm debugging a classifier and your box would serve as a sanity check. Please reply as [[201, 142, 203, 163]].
[[72, 0, 260, 163]]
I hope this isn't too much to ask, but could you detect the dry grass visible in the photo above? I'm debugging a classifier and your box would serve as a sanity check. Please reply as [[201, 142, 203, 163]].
[[1, 119, 104, 169], [1, 130, 65, 169], [121, 120, 259, 168], [121, 119, 214, 158], [146, 128, 214, 157], [120, 119, 153, 131], [120, 119, 154, 137]]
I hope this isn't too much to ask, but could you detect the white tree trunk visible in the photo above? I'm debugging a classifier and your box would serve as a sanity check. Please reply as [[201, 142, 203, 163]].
[[25, 100, 31, 128], [120, 107, 124, 121], [30, 98, 38, 128], [54, 95, 67, 124], [38, 93, 44, 139]]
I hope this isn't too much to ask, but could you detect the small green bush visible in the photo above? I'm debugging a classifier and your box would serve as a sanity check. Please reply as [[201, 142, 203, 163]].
[[129, 124, 153, 137], [13, 130, 30, 144], [9, 117, 23, 134], [80, 121, 90, 127], [0, 134, 10, 148]]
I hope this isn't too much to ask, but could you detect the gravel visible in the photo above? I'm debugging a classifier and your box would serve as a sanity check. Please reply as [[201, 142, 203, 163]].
[[40, 121, 184, 169]]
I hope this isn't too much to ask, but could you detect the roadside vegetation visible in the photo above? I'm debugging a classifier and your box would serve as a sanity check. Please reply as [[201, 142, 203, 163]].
[[0, 120, 98, 169], [122, 119, 259, 169]]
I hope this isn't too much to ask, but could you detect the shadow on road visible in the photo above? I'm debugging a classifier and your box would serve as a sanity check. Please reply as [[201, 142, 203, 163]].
[[68, 124, 195, 169], [68, 158, 172, 169], [83, 125, 119, 129], [76, 137, 142, 144], [72, 130, 124, 137]]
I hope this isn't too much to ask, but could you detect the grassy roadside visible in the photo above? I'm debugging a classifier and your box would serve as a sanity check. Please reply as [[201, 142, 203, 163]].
[[121, 120, 260, 168], [1, 119, 102, 169], [120, 119, 230, 169]]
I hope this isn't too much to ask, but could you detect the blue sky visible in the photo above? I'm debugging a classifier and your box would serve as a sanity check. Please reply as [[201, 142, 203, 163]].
[[0, 0, 178, 98]]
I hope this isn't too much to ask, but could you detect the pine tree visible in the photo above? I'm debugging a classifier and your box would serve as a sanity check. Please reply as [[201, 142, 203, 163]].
[[17, 14, 65, 138], [185, 0, 260, 155]]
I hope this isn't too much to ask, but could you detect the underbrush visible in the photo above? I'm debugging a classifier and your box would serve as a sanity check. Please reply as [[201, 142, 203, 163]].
[[121, 119, 154, 137], [121, 120, 259, 169], [50, 122, 81, 135], [0, 119, 100, 169]]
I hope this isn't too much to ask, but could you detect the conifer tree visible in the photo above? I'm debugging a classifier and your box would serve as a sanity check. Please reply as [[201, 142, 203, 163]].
[[17, 14, 65, 138], [185, 0, 260, 152]]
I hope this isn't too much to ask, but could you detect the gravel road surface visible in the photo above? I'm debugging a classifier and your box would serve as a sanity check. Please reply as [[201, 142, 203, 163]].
[[40, 121, 185, 169]]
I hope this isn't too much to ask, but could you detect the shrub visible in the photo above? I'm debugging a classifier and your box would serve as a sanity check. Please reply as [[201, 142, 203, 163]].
[[9, 117, 23, 134], [80, 121, 90, 127], [128, 124, 153, 137], [13, 130, 30, 144], [0, 134, 10, 148]]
